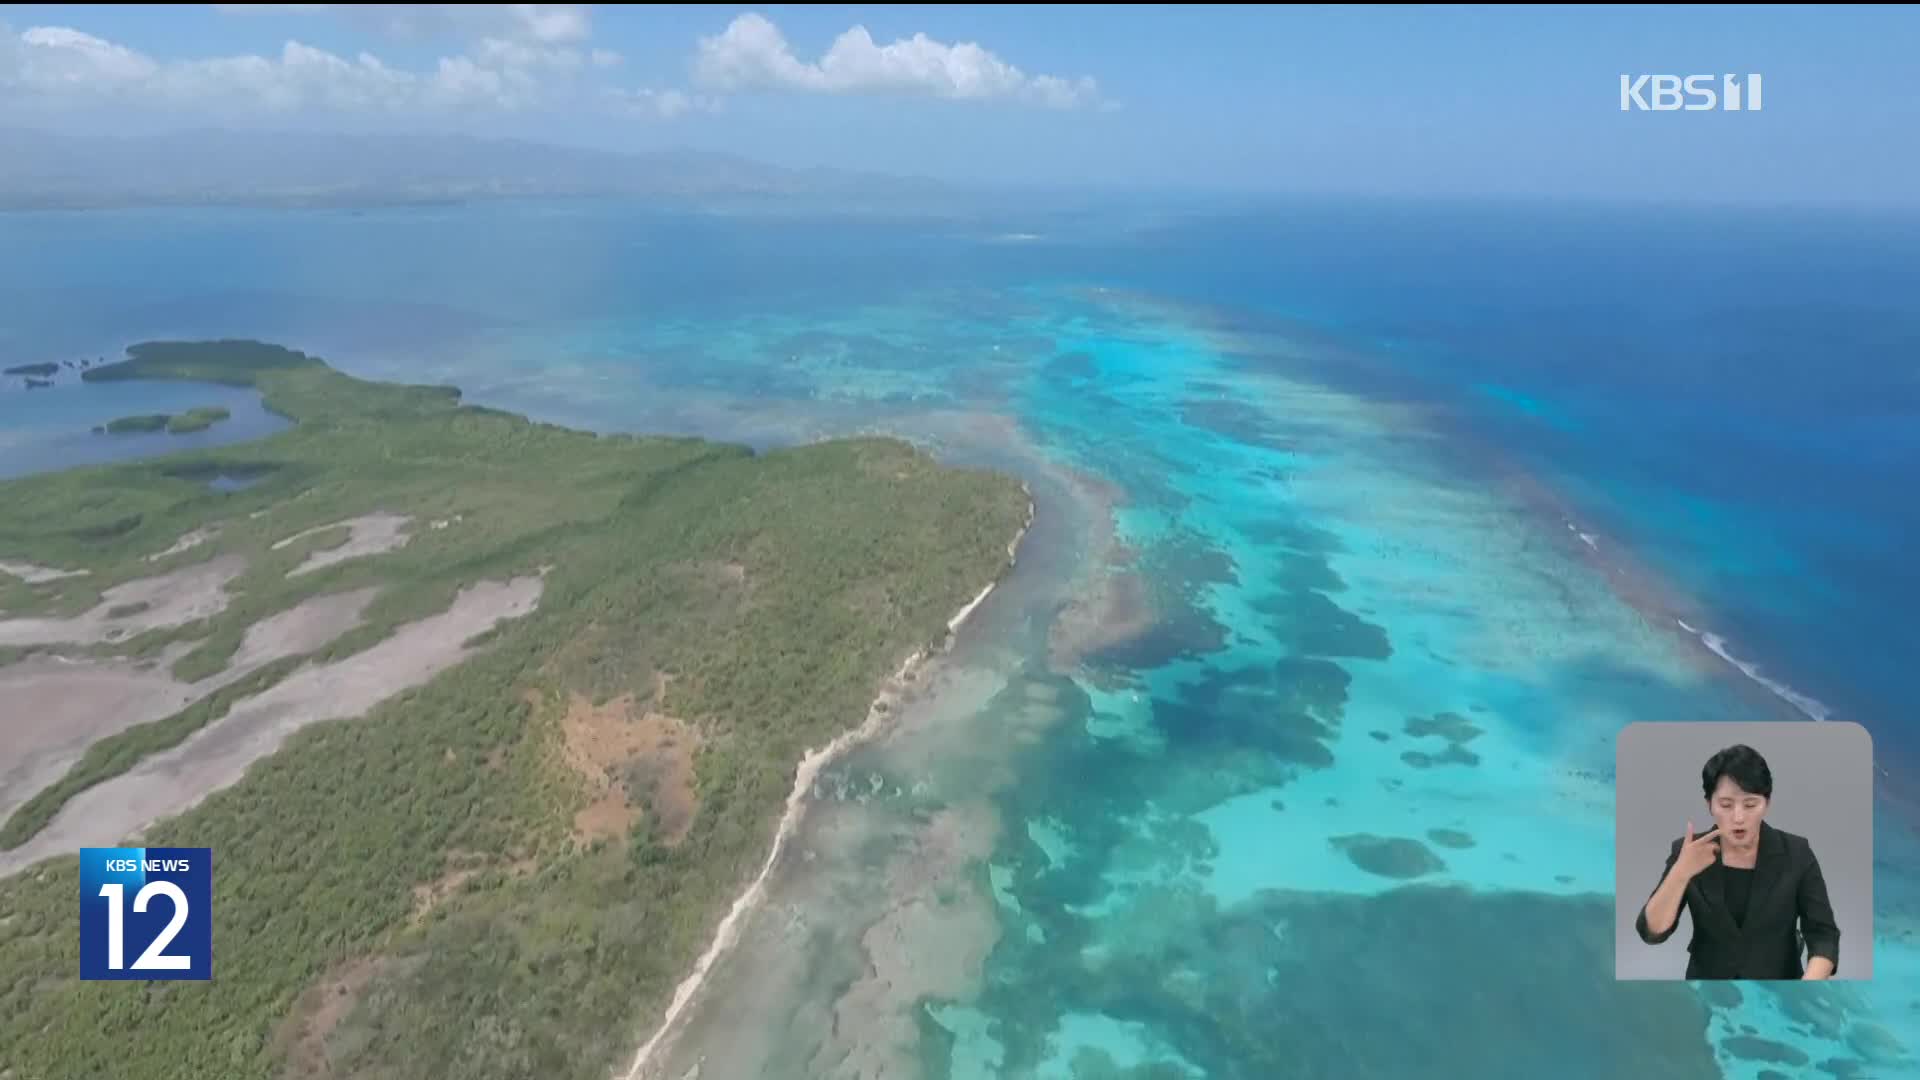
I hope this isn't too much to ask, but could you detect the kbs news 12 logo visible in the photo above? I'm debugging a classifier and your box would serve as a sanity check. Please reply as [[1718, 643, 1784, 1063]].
[[79, 847, 213, 981], [1620, 73, 1763, 112]]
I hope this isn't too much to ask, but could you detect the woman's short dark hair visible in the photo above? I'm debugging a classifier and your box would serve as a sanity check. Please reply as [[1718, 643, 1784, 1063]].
[[1702, 744, 1773, 800]]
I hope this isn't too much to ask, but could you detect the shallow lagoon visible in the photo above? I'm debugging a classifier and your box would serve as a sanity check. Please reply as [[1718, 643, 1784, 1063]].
[[0, 376, 285, 481]]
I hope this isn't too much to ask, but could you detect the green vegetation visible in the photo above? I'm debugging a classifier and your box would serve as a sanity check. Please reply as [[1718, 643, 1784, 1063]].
[[101, 413, 172, 434], [96, 403, 235, 436], [81, 339, 324, 388], [0, 340, 1029, 1080], [166, 405, 232, 433], [4, 362, 58, 376]]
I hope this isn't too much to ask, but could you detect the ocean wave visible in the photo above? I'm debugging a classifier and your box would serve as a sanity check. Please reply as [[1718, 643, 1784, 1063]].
[[1674, 618, 1834, 722], [1560, 517, 1830, 723]]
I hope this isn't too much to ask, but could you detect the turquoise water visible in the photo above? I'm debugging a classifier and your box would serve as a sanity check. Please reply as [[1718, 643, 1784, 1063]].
[[1, 201, 1915, 1078]]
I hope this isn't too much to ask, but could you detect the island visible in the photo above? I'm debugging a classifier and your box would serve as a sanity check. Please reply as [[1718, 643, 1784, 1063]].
[[0, 340, 1030, 1080], [93, 405, 234, 435], [97, 413, 173, 434], [5, 362, 59, 377], [165, 405, 232, 433]]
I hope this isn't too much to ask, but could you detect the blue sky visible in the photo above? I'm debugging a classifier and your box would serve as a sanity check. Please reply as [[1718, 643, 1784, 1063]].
[[2, 4, 1916, 205]]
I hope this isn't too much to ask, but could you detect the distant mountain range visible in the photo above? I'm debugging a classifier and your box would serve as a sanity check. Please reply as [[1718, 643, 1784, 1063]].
[[0, 129, 948, 210]]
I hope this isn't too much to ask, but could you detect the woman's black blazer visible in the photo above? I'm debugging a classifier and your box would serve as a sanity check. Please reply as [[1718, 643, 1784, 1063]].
[[1635, 821, 1841, 980]]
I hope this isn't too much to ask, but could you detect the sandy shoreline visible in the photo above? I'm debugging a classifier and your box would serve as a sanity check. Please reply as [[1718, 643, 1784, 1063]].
[[619, 495, 1033, 1080]]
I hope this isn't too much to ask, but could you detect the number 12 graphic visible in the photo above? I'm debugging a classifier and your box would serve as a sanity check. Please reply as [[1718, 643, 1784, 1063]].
[[96, 881, 194, 971], [79, 847, 212, 981]]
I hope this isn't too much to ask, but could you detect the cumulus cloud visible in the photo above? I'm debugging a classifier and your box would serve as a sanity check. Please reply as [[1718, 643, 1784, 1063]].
[[607, 86, 721, 120], [473, 36, 589, 74], [0, 17, 658, 116], [212, 4, 329, 13], [217, 4, 601, 75], [216, 4, 591, 46], [153, 43, 419, 111], [9, 26, 159, 93], [1, 22, 523, 111], [693, 13, 1099, 108], [1, 10, 1103, 124]]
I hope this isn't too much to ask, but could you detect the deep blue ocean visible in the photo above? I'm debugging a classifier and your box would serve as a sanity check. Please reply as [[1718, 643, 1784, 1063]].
[[1112, 202, 1920, 738], [2, 197, 1916, 1078]]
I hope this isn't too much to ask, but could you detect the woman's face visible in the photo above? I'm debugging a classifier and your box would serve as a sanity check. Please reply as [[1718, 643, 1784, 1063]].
[[1708, 774, 1768, 849]]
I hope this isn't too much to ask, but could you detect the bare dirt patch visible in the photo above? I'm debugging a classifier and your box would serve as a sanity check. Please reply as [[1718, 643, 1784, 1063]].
[[408, 850, 537, 925], [272, 512, 413, 577], [275, 954, 388, 1080], [0, 647, 200, 825], [226, 587, 379, 672], [0, 587, 379, 827], [145, 526, 219, 563], [0, 555, 246, 648], [0, 576, 543, 878], [0, 560, 89, 584], [556, 691, 701, 847], [409, 867, 480, 926]]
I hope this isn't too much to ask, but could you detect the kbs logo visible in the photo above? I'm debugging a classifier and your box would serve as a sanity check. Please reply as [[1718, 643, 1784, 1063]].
[[79, 847, 212, 981], [1620, 74, 1763, 111]]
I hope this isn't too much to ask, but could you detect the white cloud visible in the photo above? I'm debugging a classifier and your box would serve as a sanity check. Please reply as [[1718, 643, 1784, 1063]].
[[474, 35, 586, 74], [503, 5, 590, 46], [152, 42, 419, 111], [693, 13, 1100, 108], [216, 5, 591, 45], [607, 86, 720, 120], [0, 18, 671, 117], [12, 26, 158, 93], [3, 11, 1101, 126], [2, 22, 519, 111], [423, 54, 526, 109], [212, 4, 329, 13]]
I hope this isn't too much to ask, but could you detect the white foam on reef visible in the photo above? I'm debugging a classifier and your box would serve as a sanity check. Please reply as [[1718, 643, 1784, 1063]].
[[1564, 521, 1599, 550], [1674, 618, 1834, 722]]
